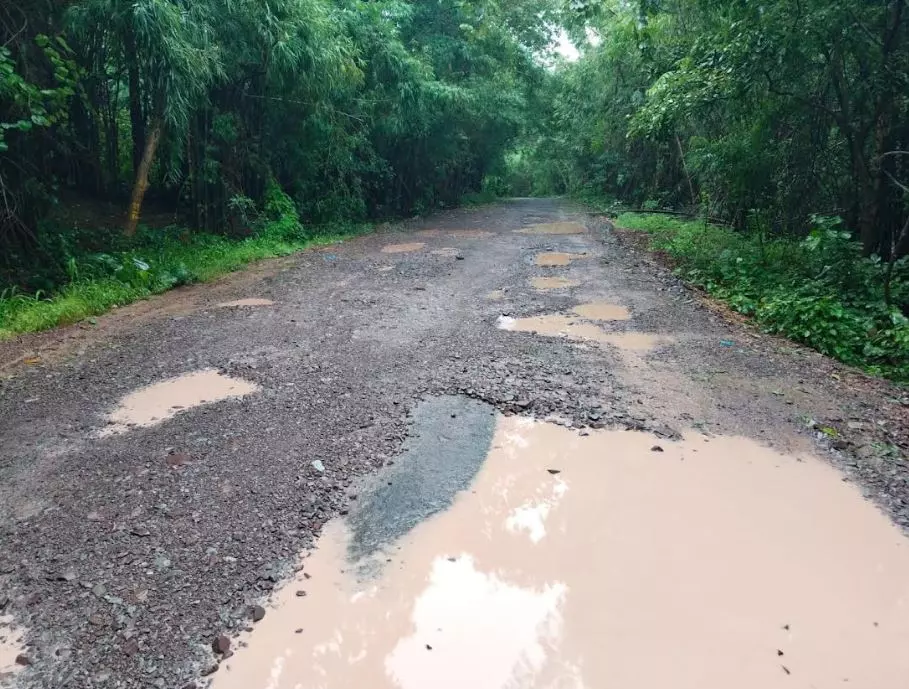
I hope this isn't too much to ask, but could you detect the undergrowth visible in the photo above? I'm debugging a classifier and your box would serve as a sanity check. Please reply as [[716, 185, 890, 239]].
[[615, 212, 909, 383], [0, 185, 368, 338]]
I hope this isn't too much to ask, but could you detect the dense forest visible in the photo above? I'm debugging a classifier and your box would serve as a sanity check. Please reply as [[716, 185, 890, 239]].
[[1, 0, 554, 292], [1, 0, 908, 379]]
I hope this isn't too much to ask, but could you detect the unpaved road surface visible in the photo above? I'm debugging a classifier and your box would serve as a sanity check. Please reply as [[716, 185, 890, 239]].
[[1, 199, 908, 688]]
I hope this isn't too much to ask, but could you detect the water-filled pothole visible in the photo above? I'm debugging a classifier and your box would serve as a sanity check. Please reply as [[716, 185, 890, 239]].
[[382, 243, 426, 254], [531, 277, 580, 290], [100, 369, 259, 436], [571, 302, 630, 321], [210, 418, 909, 689], [431, 248, 461, 258], [534, 252, 584, 267], [514, 222, 586, 235], [216, 298, 275, 308], [0, 616, 26, 681]]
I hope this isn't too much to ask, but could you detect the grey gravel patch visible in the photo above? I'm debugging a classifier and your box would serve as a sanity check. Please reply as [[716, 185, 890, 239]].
[[348, 396, 496, 562]]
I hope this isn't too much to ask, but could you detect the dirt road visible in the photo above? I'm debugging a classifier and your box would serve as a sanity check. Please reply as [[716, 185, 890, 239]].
[[1, 199, 908, 688]]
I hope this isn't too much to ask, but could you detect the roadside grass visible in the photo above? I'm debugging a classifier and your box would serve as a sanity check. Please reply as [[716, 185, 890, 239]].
[[615, 212, 909, 383], [0, 224, 367, 339]]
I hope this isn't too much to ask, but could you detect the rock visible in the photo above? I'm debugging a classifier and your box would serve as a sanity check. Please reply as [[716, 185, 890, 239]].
[[251, 605, 266, 622], [650, 445, 664, 453], [130, 526, 151, 538], [86, 511, 102, 522], [547, 469, 561, 475], [311, 460, 325, 473], [201, 663, 219, 676], [212, 635, 231, 655], [15, 654, 31, 666], [122, 639, 139, 657], [92, 583, 107, 598], [295, 590, 307, 598]]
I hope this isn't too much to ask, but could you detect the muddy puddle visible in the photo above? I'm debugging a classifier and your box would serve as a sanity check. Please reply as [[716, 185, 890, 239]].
[[571, 302, 630, 321], [382, 243, 426, 254], [530, 277, 580, 290], [216, 298, 275, 308], [497, 314, 666, 352], [100, 369, 259, 436], [514, 221, 586, 235], [534, 252, 584, 267], [0, 616, 25, 682], [210, 417, 909, 689]]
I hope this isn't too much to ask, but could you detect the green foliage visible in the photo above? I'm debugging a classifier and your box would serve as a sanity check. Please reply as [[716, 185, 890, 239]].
[[617, 213, 909, 381], [0, 222, 360, 338]]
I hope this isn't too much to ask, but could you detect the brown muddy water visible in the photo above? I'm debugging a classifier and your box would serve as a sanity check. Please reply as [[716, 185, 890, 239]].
[[571, 302, 630, 321], [216, 298, 275, 308], [0, 615, 25, 682], [210, 418, 909, 689], [533, 252, 584, 267], [100, 369, 259, 436], [530, 277, 580, 291], [497, 314, 666, 352], [514, 222, 586, 235], [382, 243, 426, 254]]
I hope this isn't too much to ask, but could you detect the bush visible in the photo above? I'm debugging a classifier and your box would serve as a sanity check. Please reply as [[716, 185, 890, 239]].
[[616, 212, 909, 382]]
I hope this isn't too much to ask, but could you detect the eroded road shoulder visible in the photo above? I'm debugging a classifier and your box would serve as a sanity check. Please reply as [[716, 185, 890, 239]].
[[1, 200, 907, 689]]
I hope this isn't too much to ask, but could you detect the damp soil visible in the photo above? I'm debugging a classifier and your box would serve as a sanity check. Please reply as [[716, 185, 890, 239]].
[[210, 415, 909, 689], [1, 198, 908, 689]]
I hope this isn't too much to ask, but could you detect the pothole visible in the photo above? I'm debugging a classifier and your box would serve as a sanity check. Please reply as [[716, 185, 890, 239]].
[[209, 418, 909, 689], [534, 252, 584, 267], [100, 369, 259, 436], [497, 314, 668, 352], [216, 298, 275, 308], [382, 243, 426, 254], [0, 615, 26, 680], [531, 277, 580, 290], [431, 248, 461, 258], [571, 302, 630, 321], [514, 221, 587, 235], [485, 290, 506, 301]]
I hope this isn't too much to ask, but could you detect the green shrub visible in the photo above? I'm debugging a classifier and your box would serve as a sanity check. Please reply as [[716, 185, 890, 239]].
[[616, 212, 909, 382]]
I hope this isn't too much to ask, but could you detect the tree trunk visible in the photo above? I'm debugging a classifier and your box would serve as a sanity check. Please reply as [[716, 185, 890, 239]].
[[125, 119, 162, 236], [124, 27, 145, 177]]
